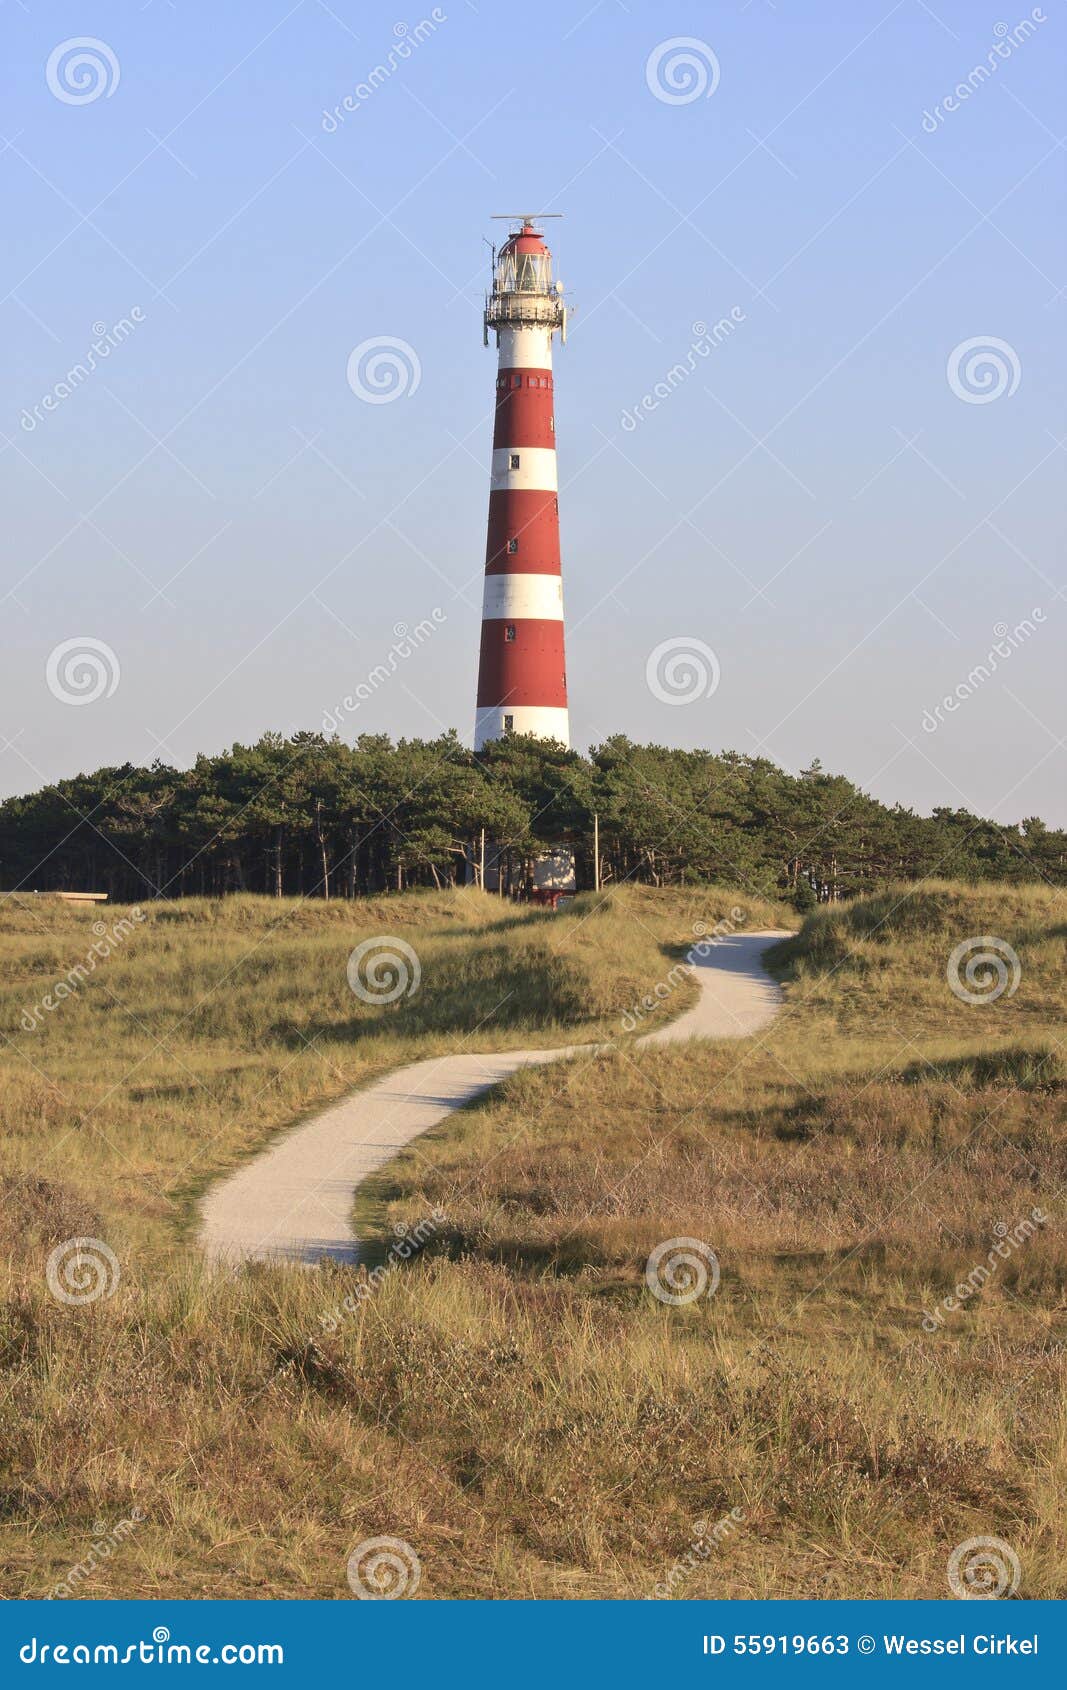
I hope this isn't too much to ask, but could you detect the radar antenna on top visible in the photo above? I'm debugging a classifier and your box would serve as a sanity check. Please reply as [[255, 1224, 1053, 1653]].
[[490, 213, 563, 228]]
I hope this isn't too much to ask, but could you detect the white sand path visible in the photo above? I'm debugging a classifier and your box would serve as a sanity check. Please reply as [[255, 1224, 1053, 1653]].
[[199, 928, 791, 1267]]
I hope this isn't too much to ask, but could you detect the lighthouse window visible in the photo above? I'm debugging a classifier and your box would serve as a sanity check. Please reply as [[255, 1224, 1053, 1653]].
[[503, 714, 514, 731], [504, 624, 516, 642], [549, 415, 554, 432], [510, 453, 520, 469], [512, 374, 522, 389], [506, 538, 518, 554]]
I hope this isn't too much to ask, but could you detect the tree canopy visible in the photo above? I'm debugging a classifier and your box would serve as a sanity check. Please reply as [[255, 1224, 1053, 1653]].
[[1, 731, 1061, 904]]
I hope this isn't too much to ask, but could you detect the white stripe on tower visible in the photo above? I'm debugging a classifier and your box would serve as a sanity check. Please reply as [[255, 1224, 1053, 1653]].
[[482, 575, 564, 620], [497, 325, 553, 369], [489, 447, 558, 492]]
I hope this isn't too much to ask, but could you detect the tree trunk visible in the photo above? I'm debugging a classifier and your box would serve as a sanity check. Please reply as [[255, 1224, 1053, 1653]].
[[347, 835, 358, 899], [313, 800, 330, 900]]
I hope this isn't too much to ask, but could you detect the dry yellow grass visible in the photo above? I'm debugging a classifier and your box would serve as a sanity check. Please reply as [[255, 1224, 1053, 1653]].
[[0, 884, 782, 1258], [0, 880, 1063, 1600]]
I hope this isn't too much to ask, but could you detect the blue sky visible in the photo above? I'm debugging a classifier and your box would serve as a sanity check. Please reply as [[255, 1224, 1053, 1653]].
[[4, 0, 1064, 823]]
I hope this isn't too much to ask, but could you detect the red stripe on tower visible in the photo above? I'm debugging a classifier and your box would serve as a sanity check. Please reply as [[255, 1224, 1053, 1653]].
[[475, 218, 570, 750]]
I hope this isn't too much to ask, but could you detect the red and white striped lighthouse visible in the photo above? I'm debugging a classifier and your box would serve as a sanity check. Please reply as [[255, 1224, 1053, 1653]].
[[475, 217, 570, 751]]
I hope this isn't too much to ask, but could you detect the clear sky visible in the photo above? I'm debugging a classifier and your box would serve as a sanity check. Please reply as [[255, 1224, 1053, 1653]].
[[4, 0, 1064, 824]]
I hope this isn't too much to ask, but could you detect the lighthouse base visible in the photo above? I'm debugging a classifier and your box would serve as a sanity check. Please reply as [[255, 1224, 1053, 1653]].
[[469, 842, 576, 898], [529, 845, 576, 894]]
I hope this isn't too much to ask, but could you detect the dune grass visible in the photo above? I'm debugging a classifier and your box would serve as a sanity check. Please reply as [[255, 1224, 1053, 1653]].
[[0, 879, 1064, 1599], [0, 884, 784, 1259]]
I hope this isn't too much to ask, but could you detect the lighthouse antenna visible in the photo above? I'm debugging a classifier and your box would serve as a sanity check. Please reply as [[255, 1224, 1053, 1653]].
[[490, 212, 563, 230]]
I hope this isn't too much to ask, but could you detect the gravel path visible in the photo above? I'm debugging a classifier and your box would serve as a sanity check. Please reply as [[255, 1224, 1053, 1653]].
[[198, 928, 790, 1267]]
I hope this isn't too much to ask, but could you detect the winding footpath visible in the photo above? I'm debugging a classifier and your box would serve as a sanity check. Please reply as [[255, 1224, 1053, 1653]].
[[199, 928, 791, 1268]]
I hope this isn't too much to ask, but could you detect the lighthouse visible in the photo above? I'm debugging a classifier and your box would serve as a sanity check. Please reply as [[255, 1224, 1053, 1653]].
[[475, 216, 570, 752]]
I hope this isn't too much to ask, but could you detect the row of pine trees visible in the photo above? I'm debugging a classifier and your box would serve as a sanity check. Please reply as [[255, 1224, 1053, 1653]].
[[1, 731, 1061, 905]]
